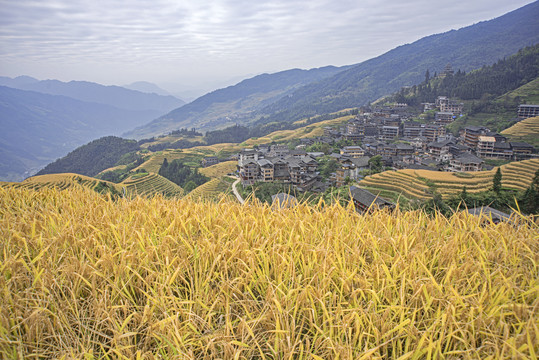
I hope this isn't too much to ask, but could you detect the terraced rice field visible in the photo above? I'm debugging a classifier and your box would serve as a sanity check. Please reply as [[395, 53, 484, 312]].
[[501, 116, 539, 147], [185, 176, 236, 201], [199, 161, 237, 178], [501, 116, 539, 137], [0, 173, 120, 192], [360, 159, 539, 200], [133, 151, 190, 173], [243, 115, 354, 147], [121, 173, 184, 198]]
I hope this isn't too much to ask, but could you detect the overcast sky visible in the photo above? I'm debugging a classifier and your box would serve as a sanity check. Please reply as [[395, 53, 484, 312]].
[[0, 0, 535, 97]]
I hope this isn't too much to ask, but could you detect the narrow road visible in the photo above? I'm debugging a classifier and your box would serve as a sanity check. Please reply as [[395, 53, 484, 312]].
[[231, 177, 245, 204]]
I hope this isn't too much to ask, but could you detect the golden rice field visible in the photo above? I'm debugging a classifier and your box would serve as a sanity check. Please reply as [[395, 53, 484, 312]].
[[0, 173, 120, 192], [1, 186, 538, 359], [360, 159, 539, 200], [199, 161, 238, 179], [185, 177, 236, 202], [243, 115, 354, 147], [121, 172, 184, 198], [501, 116, 539, 137]]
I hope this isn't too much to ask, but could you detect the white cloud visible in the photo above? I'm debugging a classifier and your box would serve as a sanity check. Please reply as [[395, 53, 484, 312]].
[[0, 0, 535, 89]]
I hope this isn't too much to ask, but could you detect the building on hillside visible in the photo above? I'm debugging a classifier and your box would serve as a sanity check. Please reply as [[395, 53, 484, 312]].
[[427, 139, 455, 159], [380, 126, 400, 141], [491, 142, 513, 160], [257, 159, 274, 182], [449, 153, 484, 172], [383, 143, 414, 157], [201, 156, 219, 167], [349, 186, 395, 213], [517, 104, 539, 118], [462, 126, 490, 148], [402, 121, 424, 138], [269, 144, 290, 159], [436, 96, 463, 114], [239, 160, 260, 185], [272, 158, 290, 181], [435, 111, 455, 125], [340, 146, 365, 158], [510, 142, 535, 160], [409, 136, 429, 152], [449, 143, 472, 157], [476, 136, 496, 158], [422, 102, 436, 112], [424, 124, 446, 142]]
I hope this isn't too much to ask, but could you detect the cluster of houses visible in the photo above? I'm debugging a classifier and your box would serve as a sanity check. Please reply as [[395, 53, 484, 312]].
[[237, 146, 324, 191], [233, 95, 537, 190]]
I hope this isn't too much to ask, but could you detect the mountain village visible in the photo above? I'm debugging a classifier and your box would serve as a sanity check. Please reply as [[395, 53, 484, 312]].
[[235, 95, 537, 194]]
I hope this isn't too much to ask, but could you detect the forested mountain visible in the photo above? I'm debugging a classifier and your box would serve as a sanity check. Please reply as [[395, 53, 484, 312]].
[[0, 87, 155, 181], [0, 77, 185, 114], [36, 136, 140, 177], [390, 44, 539, 105], [123, 66, 349, 139], [254, 1, 539, 125]]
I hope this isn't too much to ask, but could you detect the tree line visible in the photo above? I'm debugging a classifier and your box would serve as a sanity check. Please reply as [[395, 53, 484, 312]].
[[391, 44, 539, 106]]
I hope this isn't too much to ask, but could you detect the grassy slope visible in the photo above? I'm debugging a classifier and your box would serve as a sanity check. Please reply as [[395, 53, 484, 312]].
[[447, 77, 539, 134], [1, 186, 537, 359]]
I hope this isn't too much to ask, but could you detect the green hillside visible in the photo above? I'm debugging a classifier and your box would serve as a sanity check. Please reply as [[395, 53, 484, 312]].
[[124, 66, 348, 139]]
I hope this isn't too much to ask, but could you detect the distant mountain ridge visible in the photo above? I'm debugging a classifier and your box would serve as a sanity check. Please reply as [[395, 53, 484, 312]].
[[0, 76, 185, 114], [123, 66, 350, 139], [0, 86, 163, 181], [256, 1, 539, 123], [0, 76, 187, 181], [123, 81, 175, 97], [127, 0, 539, 138]]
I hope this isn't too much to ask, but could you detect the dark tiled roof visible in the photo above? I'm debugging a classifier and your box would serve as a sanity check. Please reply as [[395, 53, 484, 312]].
[[349, 186, 394, 209], [510, 142, 534, 148], [455, 153, 483, 164], [351, 156, 370, 168], [257, 159, 273, 167], [466, 206, 511, 223], [493, 142, 511, 150]]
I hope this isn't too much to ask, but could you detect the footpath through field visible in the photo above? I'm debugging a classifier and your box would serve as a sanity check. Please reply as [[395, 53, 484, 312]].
[[231, 177, 245, 204]]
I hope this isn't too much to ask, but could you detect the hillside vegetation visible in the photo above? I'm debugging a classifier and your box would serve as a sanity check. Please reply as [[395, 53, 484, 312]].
[[256, 2, 539, 125], [124, 66, 348, 139], [360, 159, 539, 200], [1, 186, 537, 358], [37, 136, 140, 177]]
